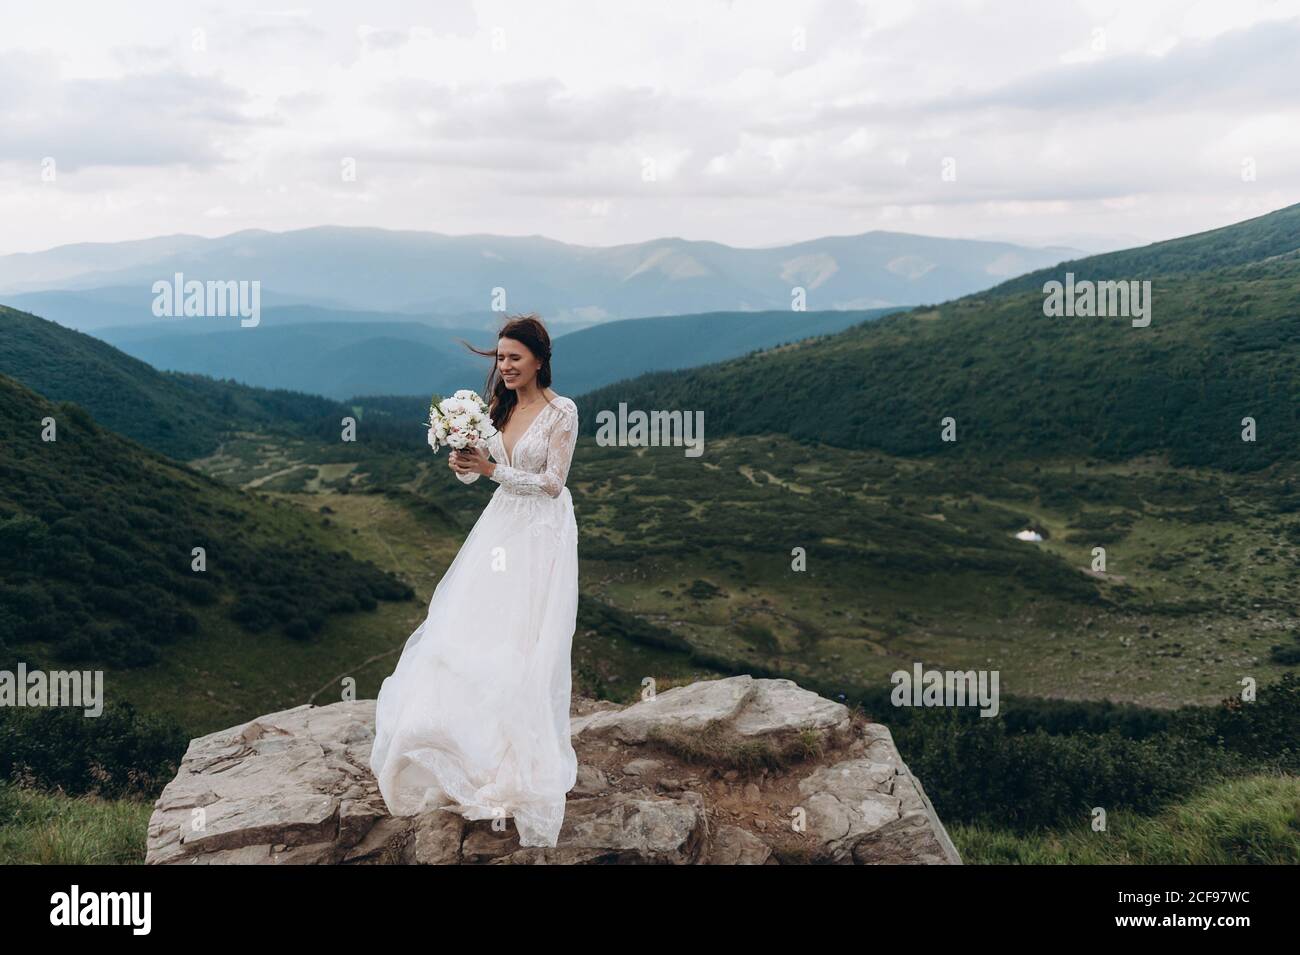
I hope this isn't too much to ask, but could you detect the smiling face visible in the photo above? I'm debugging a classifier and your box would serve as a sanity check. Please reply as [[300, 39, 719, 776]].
[[497, 336, 541, 390]]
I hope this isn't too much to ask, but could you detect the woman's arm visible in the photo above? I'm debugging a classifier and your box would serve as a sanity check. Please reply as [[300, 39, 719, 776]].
[[487, 400, 578, 498]]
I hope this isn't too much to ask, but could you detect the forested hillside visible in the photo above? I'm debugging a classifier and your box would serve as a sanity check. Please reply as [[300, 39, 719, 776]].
[[0, 305, 344, 459], [0, 373, 412, 671], [991, 201, 1300, 295], [576, 208, 1300, 471]]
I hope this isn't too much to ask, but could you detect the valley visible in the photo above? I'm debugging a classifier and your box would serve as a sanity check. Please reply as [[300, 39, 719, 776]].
[[2, 201, 1296, 864], [187, 426, 1300, 713]]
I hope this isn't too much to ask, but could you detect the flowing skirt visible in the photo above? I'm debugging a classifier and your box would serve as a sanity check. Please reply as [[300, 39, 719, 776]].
[[369, 484, 579, 848]]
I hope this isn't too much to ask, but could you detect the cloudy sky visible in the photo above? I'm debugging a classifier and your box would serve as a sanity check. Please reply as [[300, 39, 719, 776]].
[[2, 0, 1298, 256]]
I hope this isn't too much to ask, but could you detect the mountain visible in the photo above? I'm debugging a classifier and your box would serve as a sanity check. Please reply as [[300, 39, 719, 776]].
[[0, 234, 210, 291], [551, 307, 901, 397], [0, 304, 346, 459], [0, 226, 1081, 331], [991, 202, 1300, 296], [86, 306, 897, 402], [1, 289, 176, 332], [94, 319, 490, 401], [0, 371, 412, 672], [972, 231, 1154, 255], [574, 203, 1300, 471], [0, 294, 510, 337]]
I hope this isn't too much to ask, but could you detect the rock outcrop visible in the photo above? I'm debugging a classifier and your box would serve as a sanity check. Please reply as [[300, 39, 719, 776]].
[[145, 675, 961, 865]]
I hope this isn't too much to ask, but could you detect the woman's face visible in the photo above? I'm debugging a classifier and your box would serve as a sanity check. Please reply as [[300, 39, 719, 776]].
[[497, 336, 540, 390]]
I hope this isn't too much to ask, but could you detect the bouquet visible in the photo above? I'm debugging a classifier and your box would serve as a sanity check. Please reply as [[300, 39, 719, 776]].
[[426, 390, 497, 463]]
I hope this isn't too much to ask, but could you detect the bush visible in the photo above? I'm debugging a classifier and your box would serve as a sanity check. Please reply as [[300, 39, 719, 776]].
[[894, 707, 1237, 831], [1192, 670, 1300, 771], [881, 673, 1300, 832], [1268, 633, 1300, 666], [0, 700, 188, 800]]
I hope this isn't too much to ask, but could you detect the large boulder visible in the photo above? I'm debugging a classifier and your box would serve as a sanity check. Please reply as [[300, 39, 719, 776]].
[[146, 675, 961, 865]]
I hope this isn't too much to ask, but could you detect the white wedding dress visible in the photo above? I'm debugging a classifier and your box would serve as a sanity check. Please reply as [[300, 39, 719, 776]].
[[369, 395, 580, 848]]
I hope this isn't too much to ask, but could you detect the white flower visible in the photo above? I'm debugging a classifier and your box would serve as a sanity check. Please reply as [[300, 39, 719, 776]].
[[427, 387, 494, 457]]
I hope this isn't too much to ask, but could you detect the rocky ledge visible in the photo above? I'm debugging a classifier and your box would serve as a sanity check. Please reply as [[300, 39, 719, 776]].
[[145, 675, 961, 865]]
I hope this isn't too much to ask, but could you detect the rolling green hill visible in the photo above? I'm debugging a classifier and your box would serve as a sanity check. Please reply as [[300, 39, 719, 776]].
[[2, 209, 1294, 863], [94, 318, 491, 401], [218, 410, 1300, 709], [0, 305, 345, 459], [77, 307, 901, 404], [576, 207, 1300, 471], [0, 372, 413, 671], [992, 201, 1300, 295], [551, 307, 901, 395]]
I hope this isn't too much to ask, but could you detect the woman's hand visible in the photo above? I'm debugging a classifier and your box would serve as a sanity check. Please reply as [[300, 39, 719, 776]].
[[450, 446, 492, 476]]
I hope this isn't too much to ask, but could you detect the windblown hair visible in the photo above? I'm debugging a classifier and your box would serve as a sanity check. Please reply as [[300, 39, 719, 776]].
[[460, 313, 554, 431]]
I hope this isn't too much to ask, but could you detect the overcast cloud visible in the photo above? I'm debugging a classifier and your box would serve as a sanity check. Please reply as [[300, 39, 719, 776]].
[[1, 0, 1298, 255]]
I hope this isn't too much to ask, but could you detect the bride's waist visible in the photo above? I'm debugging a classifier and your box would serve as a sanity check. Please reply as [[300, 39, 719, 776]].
[[492, 484, 572, 502]]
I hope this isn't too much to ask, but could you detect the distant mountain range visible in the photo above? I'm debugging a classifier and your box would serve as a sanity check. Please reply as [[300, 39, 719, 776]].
[[82, 305, 898, 401], [0, 225, 1083, 402], [96, 314, 490, 402], [575, 202, 1300, 471], [0, 304, 345, 459], [5, 204, 1295, 475], [0, 226, 1080, 334], [549, 307, 902, 397]]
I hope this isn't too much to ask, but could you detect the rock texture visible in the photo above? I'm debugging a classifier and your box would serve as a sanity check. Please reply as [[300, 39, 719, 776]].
[[145, 675, 961, 865]]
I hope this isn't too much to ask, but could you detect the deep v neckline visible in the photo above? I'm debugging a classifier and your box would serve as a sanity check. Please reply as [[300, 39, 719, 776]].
[[501, 400, 550, 467]]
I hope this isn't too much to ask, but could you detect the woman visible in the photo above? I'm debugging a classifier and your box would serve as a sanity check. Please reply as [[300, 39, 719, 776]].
[[369, 314, 580, 849]]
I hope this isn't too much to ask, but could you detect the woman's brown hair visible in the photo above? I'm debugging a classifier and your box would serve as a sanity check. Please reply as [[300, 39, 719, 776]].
[[459, 313, 554, 431]]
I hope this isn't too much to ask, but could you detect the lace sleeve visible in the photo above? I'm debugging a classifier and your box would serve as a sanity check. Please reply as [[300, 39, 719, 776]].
[[489, 400, 578, 498]]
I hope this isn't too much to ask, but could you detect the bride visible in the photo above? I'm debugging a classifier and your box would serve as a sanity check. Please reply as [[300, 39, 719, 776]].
[[369, 314, 580, 849]]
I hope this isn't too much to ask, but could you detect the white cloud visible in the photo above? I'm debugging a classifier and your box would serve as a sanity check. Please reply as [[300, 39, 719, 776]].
[[1, 0, 1299, 254]]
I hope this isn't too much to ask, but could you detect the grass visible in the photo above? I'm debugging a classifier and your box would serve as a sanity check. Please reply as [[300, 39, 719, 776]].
[[0, 780, 152, 865], [3, 770, 1292, 866], [98, 487, 467, 738], [646, 718, 838, 772], [191, 429, 1299, 713], [6, 429, 1291, 864], [951, 773, 1300, 864], [563, 439, 1300, 709]]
